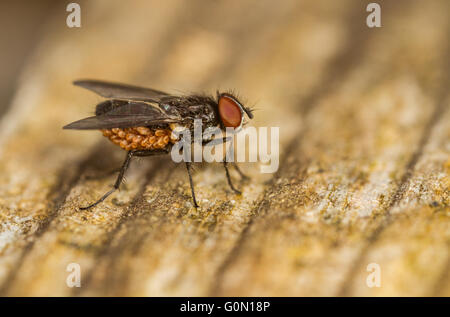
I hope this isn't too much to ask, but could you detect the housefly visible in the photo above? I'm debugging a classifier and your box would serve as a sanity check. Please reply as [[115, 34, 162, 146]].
[[63, 80, 253, 210]]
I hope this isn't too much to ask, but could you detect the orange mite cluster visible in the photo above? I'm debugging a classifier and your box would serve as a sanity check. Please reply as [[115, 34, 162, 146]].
[[101, 126, 176, 151]]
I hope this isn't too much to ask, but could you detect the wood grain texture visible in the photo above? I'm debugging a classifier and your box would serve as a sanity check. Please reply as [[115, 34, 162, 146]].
[[0, 0, 448, 296]]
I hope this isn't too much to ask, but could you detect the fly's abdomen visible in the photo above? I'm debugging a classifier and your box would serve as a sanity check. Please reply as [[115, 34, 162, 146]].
[[101, 127, 177, 151]]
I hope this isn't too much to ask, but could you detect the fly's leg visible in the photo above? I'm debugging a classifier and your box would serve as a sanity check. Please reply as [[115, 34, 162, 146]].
[[135, 146, 198, 208], [80, 151, 134, 210], [203, 137, 247, 194], [223, 160, 242, 195], [202, 136, 232, 147], [185, 162, 199, 208], [132, 148, 170, 157]]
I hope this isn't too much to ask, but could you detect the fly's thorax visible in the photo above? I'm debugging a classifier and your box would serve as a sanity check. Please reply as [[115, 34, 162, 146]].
[[101, 126, 177, 151]]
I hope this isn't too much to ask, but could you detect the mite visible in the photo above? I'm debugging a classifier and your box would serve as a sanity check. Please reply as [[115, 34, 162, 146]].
[[63, 80, 253, 210]]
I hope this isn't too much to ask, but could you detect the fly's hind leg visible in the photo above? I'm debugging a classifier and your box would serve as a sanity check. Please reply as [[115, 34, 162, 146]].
[[232, 162, 249, 180], [80, 148, 171, 210], [80, 150, 134, 210]]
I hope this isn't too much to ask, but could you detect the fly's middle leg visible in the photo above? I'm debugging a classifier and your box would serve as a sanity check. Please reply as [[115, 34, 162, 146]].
[[84, 167, 121, 180]]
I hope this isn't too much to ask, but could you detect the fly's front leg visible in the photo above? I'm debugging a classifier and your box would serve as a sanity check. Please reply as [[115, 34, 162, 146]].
[[84, 167, 121, 180], [80, 150, 134, 210], [185, 162, 199, 208]]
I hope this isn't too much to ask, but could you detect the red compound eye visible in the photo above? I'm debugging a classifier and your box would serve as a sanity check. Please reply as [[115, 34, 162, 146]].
[[218, 95, 243, 128]]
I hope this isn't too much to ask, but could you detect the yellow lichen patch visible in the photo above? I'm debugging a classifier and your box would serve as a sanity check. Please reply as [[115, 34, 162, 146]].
[[101, 127, 176, 151]]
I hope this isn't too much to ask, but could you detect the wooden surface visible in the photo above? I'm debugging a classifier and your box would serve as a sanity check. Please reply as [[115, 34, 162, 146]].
[[0, 0, 448, 296]]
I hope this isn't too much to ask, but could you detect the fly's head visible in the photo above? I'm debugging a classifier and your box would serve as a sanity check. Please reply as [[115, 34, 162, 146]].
[[216, 92, 253, 132]]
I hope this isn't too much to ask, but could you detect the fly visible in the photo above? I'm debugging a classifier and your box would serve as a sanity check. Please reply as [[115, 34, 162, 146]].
[[63, 79, 253, 210]]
